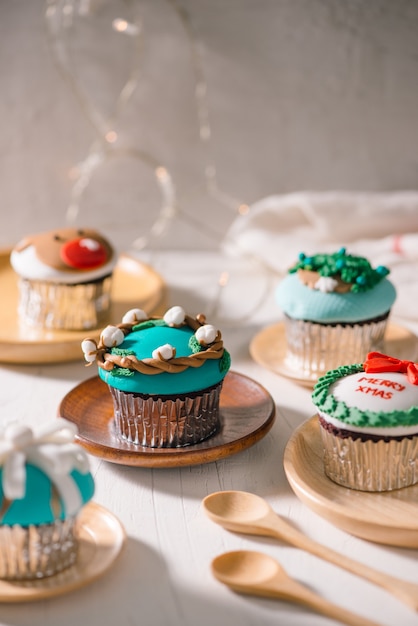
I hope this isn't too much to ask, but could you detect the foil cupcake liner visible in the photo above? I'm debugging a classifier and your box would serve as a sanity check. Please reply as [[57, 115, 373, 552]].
[[283, 315, 388, 379], [17, 275, 112, 330], [319, 425, 418, 491], [0, 518, 77, 580], [109, 383, 223, 448]]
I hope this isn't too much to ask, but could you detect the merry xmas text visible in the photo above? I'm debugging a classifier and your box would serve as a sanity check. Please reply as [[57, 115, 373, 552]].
[[356, 376, 405, 399]]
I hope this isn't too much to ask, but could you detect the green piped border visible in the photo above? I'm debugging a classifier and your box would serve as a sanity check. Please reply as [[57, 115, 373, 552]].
[[312, 364, 418, 428]]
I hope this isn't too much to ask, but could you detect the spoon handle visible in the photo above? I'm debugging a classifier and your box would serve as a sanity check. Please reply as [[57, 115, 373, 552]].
[[269, 517, 418, 611], [280, 579, 381, 626]]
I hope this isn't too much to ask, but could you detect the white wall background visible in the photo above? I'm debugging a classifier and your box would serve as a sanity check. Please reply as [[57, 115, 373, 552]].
[[1, 0, 418, 252]]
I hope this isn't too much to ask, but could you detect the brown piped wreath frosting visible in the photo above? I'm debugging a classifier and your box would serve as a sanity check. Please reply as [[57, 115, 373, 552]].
[[82, 307, 225, 376]]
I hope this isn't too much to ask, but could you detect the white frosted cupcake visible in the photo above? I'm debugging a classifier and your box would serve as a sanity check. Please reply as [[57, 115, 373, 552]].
[[275, 248, 396, 380], [10, 227, 116, 330], [0, 418, 95, 579], [312, 352, 418, 491]]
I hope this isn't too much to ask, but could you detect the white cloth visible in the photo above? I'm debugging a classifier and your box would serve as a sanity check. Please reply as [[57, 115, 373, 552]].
[[223, 191, 418, 321]]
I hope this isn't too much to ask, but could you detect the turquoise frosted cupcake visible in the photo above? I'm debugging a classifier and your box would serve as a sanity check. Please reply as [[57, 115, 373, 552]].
[[82, 306, 231, 448], [275, 248, 396, 379], [0, 418, 94, 579]]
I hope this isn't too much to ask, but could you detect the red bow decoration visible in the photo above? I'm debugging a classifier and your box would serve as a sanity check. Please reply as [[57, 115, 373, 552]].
[[363, 351, 418, 385]]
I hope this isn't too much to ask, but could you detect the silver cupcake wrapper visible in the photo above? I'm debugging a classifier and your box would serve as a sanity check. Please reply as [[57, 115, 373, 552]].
[[17, 275, 112, 330], [110, 383, 223, 448], [319, 425, 418, 491], [0, 518, 77, 580], [283, 315, 388, 379]]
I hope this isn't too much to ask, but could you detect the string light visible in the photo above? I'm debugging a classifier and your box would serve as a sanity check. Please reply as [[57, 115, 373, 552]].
[[43, 0, 273, 324]]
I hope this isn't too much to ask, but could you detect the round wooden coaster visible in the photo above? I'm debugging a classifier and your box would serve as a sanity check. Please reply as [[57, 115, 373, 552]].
[[0, 503, 125, 602], [284, 416, 418, 548], [58, 371, 276, 468], [0, 251, 166, 364]]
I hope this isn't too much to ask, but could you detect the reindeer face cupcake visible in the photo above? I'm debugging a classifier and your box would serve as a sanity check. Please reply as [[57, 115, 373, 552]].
[[10, 227, 116, 330], [0, 418, 94, 579], [82, 306, 231, 448]]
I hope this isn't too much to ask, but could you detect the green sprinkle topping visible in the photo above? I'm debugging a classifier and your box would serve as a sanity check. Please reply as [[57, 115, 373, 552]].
[[110, 348, 136, 357], [188, 335, 202, 354], [288, 250, 390, 292], [132, 319, 167, 332], [220, 350, 231, 375], [110, 367, 135, 378]]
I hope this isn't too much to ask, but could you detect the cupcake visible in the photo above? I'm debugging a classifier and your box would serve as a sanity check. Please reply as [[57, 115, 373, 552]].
[[82, 306, 231, 448], [311, 351, 418, 491], [0, 418, 95, 579], [10, 226, 116, 330], [275, 248, 396, 379]]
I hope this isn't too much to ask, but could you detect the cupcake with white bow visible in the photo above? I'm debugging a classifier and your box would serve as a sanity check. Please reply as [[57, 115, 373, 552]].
[[0, 418, 94, 580], [82, 306, 231, 448]]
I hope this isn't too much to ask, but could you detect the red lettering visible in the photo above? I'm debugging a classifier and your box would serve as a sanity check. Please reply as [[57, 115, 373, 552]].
[[373, 389, 392, 399], [357, 376, 405, 392], [356, 385, 374, 394], [355, 385, 392, 400]]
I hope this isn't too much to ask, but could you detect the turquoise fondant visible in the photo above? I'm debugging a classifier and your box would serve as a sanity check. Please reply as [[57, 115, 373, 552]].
[[99, 324, 230, 395], [0, 464, 95, 527], [276, 273, 396, 323]]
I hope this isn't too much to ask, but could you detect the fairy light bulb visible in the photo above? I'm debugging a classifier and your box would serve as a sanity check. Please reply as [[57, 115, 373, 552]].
[[219, 271, 229, 288], [105, 130, 118, 144], [44, 1, 274, 327], [112, 18, 140, 36], [113, 18, 128, 32]]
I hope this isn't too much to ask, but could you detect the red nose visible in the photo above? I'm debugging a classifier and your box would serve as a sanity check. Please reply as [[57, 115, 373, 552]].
[[60, 237, 108, 270]]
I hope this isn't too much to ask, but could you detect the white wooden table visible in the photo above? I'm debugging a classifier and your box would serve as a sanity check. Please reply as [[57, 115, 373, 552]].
[[0, 250, 417, 626]]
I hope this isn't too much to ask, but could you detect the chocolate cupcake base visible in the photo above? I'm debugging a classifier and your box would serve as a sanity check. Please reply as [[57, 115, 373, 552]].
[[109, 382, 223, 448], [0, 518, 77, 580]]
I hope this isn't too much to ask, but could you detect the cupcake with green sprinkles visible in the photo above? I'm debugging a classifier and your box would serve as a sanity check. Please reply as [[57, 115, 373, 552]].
[[275, 248, 396, 380], [82, 306, 231, 448]]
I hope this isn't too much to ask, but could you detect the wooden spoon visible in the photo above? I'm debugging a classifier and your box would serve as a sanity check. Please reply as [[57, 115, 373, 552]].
[[202, 490, 418, 611], [212, 550, 380, 626]]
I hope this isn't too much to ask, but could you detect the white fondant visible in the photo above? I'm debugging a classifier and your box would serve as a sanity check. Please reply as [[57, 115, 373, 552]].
[[11, 244, 116, 284], [0, 418, 90, 515], [326, 371, 418, 436], [195, 324, 217, 344], [163, 306, 185, 326], [314, 276, 338, 293], [152, 343, 175, 360], [122, 308, 147, 324], [81, 339, 97, 362], [101, 325, 124, 348]]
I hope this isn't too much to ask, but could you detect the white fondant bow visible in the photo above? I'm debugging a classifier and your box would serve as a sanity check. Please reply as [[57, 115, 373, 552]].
[[0, 418, 90, 517]]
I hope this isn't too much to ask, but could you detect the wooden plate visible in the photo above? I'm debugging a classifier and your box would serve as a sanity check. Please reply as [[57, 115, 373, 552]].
[[0, 503, 125, 602], [250, 321, 418, 387], [283, 416, 418, 548], [58, 371, 276, 468], [0, 250, 166, 364]]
